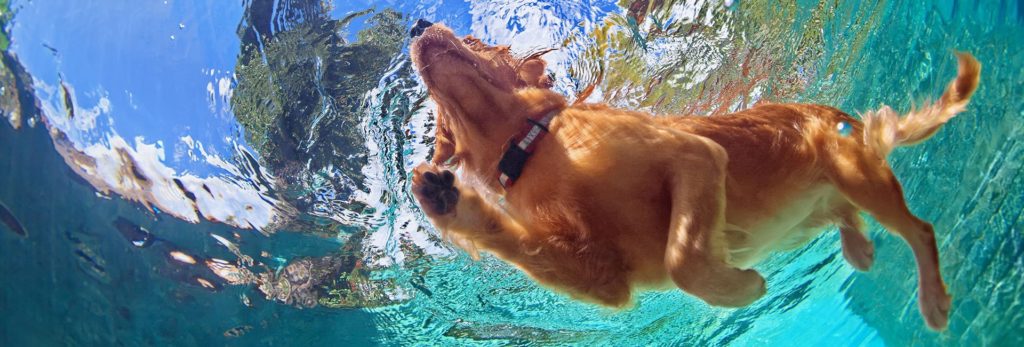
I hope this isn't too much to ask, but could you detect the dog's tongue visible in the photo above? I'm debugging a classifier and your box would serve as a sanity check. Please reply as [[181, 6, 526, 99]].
[[410, 19, 434, 38]]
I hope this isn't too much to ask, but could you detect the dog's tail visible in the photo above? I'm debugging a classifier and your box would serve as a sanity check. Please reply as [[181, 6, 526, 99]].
[[862, 52, 981, 158]]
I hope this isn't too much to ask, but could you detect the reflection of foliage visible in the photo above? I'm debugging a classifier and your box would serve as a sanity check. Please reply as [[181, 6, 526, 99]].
[[232, 1, 406, 187], [232, 0, 416, 236], [574, 0, 885, 114], [317, 273, 405, 309], [251, 232, 410, 309], [257, 254, 350, 308], [0, 0, 10, 50], [443, 321, 585, 345], [0, 53, 19, 129], [226, 0, 439, 311], [1, 0, 39, 130], [229, 1, 426, 309], [1, 0, 16, 128]]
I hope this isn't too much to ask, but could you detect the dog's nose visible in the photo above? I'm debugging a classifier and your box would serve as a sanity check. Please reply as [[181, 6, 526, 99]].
[[410, 19, 434, 38]]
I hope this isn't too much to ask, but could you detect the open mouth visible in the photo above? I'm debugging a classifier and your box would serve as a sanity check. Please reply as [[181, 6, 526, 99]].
[[411, 24, 509, 91], [411, 26, 473, 74]]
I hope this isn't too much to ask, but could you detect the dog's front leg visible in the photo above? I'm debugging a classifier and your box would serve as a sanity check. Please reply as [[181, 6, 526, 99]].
[[411, 164, 526, 258], [664, 138, 766, 307], [412, 164, 632, 306]]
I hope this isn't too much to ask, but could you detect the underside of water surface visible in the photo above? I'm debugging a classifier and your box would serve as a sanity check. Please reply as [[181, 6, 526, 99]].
[[1, 0, 1022, 345]]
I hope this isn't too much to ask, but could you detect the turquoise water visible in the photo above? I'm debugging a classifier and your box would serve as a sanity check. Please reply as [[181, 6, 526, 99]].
[[1, 0, 1022, 345]]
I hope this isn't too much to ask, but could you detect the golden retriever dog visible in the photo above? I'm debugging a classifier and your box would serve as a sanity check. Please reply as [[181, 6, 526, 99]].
[[408, 22, 979, 331]]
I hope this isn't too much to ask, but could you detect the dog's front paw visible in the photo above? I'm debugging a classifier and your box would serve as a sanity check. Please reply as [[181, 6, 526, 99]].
[[412, 164, 459, 216]]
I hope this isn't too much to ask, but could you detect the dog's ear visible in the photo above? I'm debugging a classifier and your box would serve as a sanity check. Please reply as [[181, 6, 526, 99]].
[[518, 58, 553, 89], [462, 35, 486, 50], [517, 50, 555, 89], [463, 35, 553, 89]]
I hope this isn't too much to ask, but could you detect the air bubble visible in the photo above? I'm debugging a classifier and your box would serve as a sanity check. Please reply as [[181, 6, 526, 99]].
[[837, 121, 852, 137]]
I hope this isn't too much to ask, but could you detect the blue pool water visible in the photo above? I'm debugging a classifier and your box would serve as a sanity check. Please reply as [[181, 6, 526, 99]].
[[1, 0, 1022, 345]]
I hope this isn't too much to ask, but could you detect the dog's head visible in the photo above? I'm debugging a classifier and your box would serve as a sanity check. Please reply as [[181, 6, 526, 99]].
[[411, 23, 565, 167]]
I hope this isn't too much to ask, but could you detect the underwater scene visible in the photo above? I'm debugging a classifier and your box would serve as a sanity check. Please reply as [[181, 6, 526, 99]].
[[0, 0, 1022, 345]]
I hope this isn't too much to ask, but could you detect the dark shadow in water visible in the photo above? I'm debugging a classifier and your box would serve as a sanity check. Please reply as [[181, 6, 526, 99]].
[[0, 200, 26, 236]]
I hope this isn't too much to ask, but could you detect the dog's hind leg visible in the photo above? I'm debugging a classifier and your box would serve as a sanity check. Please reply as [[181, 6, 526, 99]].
[[664, 137, 766, 307], [825, 52, 977, 330], [827, 151, 950, 330], [838, 207, 874, 271]]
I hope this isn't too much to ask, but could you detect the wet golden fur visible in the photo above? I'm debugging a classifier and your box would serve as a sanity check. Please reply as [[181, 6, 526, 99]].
[[409, 24, 980, 330]]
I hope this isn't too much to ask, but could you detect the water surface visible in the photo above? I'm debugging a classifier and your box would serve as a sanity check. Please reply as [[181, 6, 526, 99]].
[[1, 0, 1022, 345]]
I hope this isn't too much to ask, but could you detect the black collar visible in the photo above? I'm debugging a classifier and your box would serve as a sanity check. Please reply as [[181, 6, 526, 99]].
[[497, 109, 560, 189]]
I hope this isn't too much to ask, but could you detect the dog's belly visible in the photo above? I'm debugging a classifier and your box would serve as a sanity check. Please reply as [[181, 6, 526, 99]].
[[724, 185, 842, 269]]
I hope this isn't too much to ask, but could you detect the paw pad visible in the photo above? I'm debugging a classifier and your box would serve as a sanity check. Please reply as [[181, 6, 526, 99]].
[[413, 169, 459, 215]]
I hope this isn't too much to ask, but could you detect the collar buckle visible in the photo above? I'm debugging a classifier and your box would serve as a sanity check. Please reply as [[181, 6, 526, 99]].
[[496, 109, 560, 189]]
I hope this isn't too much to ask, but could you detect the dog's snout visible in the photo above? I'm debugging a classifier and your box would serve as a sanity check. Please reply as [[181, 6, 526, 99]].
[[410, 19, 434, 38]]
